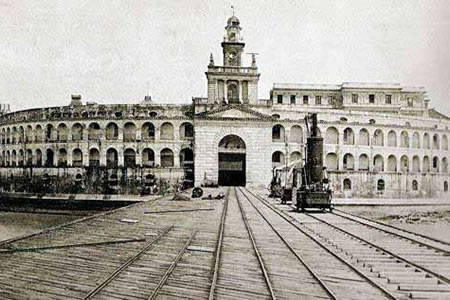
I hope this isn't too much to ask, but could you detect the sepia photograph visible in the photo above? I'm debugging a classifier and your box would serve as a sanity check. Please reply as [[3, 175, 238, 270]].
[[0, 0, 449, 299]]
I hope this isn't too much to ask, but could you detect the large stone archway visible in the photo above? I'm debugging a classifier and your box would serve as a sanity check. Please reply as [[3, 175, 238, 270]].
[[218, 134, 246, 186]]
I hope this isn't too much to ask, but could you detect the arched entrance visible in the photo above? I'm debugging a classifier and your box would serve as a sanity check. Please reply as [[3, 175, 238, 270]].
[[218, 135, 246, 186]]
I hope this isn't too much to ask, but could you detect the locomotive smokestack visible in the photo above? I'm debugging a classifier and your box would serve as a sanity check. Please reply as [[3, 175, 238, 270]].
[[311, 113, 319, 137]]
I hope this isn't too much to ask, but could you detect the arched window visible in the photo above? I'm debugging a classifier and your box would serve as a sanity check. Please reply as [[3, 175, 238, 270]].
[[180, 122, 194, 140], [26, 149, 33, 166], [442, 157, 448, 173], [106, 148, 118, 167], [387, 155, 397, 172], [373, 155, 384, 172], [377, 179, 385, 191], [442, 135, 448, 151], [124, 148, 136, 167], [18, 126, 24, 143], [400, 155, 409, 172], [272, 124, 285, 142], [142, 148, 155, 167], [290, 125, 303, 143], [5, 150, 10, 166], [343, 128, 355, 145], [412, 156, 420, 172], [358, 128, 369, 146], [423, 133, 430, 149], [412, 180, 419, 191], [18, 149, 24, 166], [11, 127, 17, 144], [25, 125, 33, 143], [343, 179, 352, 190], [343, 153, 354, 170], [400, 131, 409, 148], [72, 148, 83, 167], [227, 82, 239, 103], [387, 130, 397, 147], [161, 148, 174, 167], [325, 127, 339, 144], [142, 122, 155, 140], [180, 148, 194, 167], [105, 122, 119, 140], [57, 124, 68, 142], [359, 154, 369, 171], [445, 181, 449, 192], [325, 153, 338, 171], [433, 134, 440, 150], [373, 129, 384, 146], [290, 151, 302, 165], [423, 156, 430, 173], [432, 156, 439, 172], [123, 122, 137, 141], [36, 149, 42, 166], [58, 148, 68, 167], [272, 151, 285, 167], [45, 124, 54, 141], [412, 132, 420, 148], [89, 148, 100, 166], [160, 122, 174, 140], [72, 123, 83, 141], [45, 149, 54, 167], [88, 123, 101, 141]]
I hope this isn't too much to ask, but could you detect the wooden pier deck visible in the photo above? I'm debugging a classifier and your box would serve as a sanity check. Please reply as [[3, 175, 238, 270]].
[[0, 187, 448, 299]]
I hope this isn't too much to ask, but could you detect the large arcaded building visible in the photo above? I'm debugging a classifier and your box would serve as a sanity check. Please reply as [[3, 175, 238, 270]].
[[0, 15, 449, 198]]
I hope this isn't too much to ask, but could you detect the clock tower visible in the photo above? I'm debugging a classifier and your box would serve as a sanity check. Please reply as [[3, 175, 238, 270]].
[[205, 15, 260, 105]]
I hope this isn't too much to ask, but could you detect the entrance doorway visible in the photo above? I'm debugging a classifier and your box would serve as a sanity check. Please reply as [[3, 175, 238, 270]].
[[218, 135, 246, 186]]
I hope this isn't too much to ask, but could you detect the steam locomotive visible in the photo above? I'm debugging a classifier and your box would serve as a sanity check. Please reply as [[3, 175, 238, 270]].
[[294, 113, 333, 211]]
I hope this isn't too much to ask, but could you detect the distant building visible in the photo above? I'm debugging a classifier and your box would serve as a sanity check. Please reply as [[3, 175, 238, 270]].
[[0, 15, 448, 198]]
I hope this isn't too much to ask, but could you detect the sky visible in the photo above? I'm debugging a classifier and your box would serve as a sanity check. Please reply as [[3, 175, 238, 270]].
[[0, 0, 449, 115]]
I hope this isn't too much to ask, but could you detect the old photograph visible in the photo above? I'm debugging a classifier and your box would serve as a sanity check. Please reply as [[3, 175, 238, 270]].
[[0, 1, 449, 299]]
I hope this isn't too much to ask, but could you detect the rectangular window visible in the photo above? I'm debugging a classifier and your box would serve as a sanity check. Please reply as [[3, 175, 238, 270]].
[[385, 95, 392, 104], [277, 94, 283, 104], [352, 94, 358, 104], [328, 95, 334, 105], [290, 95, 296, 105], [315, 95, 322, 105], [369, 94, 375, 104], [303, 95, 309, 105]]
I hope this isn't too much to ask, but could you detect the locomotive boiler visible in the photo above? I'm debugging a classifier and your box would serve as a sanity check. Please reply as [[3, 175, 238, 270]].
[[294, 113, 333, 211]]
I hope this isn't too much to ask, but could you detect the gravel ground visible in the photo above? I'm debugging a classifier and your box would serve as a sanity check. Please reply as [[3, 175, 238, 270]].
[[340, 205, 450, 242]]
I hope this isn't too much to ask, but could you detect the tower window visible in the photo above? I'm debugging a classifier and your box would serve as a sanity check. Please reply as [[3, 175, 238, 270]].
[[407, 98, 413, 107], [277, 95, 283, 104], [369, 94, 375, 104], [328, 95, 334, 105], [352, 94, 358, 104], [303, 95, 309, 105], [385, 95, 392, 104], [290, 95, 296, 105], [315, 96, 322, 105]]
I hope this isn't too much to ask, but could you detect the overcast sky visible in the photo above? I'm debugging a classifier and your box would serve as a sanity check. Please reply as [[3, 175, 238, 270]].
[[1, 0, 449, 115]]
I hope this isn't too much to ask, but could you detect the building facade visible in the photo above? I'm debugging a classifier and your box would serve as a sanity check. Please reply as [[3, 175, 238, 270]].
[[0, 15, 449, 198]]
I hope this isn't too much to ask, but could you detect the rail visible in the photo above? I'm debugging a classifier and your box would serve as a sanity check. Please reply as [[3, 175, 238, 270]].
[[237, 187, 338, 300], [304, 212, 450, 285], [234, 187, 277, 299], [84, 226, 173, 299], [243, 188, 398, 300], [208, 187, 230, 300]]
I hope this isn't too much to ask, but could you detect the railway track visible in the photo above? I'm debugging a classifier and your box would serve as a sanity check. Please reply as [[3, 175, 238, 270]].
[[237, 187, 397, 299], [333, 209, 450, 252], [246, 188, 450, 299]]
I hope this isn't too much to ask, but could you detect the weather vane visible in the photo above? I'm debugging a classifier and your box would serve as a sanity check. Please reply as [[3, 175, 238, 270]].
[[231, 5, 235, 16]]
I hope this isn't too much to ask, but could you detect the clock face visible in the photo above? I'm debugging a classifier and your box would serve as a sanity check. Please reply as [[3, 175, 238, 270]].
[[229, 53, 236, 60]]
